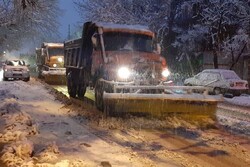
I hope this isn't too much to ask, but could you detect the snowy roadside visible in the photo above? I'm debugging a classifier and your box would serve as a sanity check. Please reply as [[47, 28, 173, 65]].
[[224, 94, 250, 107], [217, 96, 250, 137], [1, 78, 250, 167], [0, 79, 153, 167]]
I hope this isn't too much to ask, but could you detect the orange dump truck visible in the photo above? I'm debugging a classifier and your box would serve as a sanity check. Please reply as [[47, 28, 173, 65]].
[[64, 22, 221, 124], [36, 42, 66, 84]]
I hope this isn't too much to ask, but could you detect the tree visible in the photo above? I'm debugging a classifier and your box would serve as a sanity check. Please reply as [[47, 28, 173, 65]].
[[197, 0, 250, 68], [172, 0, 250, 74], [222, 29, 249, 69], [73, 0, 250, 76], [0, 0, 60, 52]]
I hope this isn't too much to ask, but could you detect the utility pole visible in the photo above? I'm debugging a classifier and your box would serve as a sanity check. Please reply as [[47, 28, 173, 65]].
[[67, 24, 71, 40]]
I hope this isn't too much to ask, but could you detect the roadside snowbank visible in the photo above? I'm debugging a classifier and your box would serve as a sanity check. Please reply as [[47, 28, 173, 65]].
[[0, 80, 151, 167], [225, 94, 250, 107]]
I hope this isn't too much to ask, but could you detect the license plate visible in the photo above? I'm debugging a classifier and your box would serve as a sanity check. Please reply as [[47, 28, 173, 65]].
[[236, 83, 243, 87], [13, 74, 22, 76]]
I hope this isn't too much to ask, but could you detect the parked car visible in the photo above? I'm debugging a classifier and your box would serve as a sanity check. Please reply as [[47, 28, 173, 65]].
[[2, 59, 30, 81], [184, 69, 249, 95]]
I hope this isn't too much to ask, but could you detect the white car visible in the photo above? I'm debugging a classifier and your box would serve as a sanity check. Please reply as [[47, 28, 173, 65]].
[[3, 60, 30, 81], [184, 69, 249, 95]]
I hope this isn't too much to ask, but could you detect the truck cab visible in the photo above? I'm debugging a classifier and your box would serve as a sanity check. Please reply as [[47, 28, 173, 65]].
[[36, 42, 66, 84], [64, 22, 170, 106]]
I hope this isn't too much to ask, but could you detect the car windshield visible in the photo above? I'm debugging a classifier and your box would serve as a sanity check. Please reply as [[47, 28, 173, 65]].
[[103, 32, 154, 52], [6, 60, 26, 66], [221, 71, 240, 80]]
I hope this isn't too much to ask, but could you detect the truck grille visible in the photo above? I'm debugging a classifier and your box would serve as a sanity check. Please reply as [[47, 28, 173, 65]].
[[132, 62, 162, 84]]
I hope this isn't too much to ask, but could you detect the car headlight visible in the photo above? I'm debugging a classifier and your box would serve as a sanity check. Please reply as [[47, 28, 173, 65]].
[[162, 68, 170, 77], [53, 64, 57, 67], [118, 67, 131, 79], [58, 57, 63, 62], [4, 69, 8, 72]]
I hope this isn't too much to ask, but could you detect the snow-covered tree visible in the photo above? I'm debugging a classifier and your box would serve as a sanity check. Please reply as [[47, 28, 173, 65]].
[[195, 0, 250, 68], [0, 0, 60, 52], [73, 0, 171, 37], [172, 0, 250, 75], [73, 0, 250, 77], [74, 0, 163, 25], [222, 29, 249, 69]]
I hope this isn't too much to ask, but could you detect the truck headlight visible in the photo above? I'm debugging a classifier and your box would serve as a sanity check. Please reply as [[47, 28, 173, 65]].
[[53, 64, 57, 67], [118, 67, 131, 79], [58, 57, 63, 62], [4, 69, 8, 72], [162, 68, 170, 77]]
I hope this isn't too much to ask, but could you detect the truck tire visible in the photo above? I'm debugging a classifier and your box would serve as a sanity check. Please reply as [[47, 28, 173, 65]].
[[77, 84, 86, 98], [3, 77, 8, 81], [95, 80, 104, 111], [24, 77, 30, 82], [67, 73, 77, 98]]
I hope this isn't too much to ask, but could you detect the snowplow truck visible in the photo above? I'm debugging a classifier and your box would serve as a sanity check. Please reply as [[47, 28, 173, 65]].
[[64, 22, 221, 124], [36, 42, 66, 84]]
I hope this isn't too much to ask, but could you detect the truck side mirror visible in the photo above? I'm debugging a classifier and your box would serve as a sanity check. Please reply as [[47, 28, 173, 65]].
[[41, 48, 45, 56], [92, 34, 98, 49], [155, 43, 161, 54]]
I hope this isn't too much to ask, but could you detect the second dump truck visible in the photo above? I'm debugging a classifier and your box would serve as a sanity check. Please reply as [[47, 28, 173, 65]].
[[64, 22, 221, 124], [36, 42, 66, 84]]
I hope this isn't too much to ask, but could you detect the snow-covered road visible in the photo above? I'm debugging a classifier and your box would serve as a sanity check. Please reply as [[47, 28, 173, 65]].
[[0, 80, 152, 167], [0, 79, 250, 167]]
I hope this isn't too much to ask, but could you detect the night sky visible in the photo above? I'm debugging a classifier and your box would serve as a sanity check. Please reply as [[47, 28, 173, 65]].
[[58, 0, 81, 40]]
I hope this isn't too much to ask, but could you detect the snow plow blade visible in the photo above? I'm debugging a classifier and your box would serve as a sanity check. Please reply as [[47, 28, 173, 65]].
[[44, 75, 66, 85], [42, 68, 66, 85], [103, 86, 222, 125]]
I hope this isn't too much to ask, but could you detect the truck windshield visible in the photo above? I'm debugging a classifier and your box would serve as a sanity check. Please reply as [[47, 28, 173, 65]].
[[48, 48, 64, 57], [103, 32, 154, 52]]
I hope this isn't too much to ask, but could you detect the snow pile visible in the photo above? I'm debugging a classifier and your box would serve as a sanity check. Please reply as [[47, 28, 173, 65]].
[[1, 139, 34, 167], [97, 116, 204, 130], [34, 143, 86, 167], [0, 81, 87, 167], [225, 95, 250, 107], [35, 159, 86, 167], [0, 92, 38, 166], [34, 142, 60, 163], [0, 99, 38, 143]]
